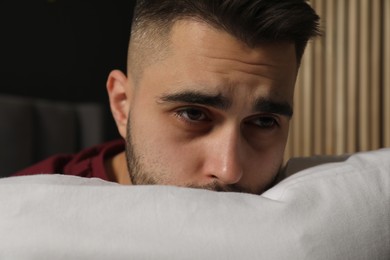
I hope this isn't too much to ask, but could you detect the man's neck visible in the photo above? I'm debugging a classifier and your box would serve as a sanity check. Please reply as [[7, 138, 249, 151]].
[[105, 152, 132, 185]]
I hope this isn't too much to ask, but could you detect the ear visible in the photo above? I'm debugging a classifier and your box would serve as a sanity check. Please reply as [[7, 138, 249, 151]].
[[106, 70, 133, 138]]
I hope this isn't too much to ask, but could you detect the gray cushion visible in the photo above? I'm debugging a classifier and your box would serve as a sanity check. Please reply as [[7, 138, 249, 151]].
[[0, 148, 389, 259], [0, 95, 105, 177]]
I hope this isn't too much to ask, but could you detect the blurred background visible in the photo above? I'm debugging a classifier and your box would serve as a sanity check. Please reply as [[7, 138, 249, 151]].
[[0, 0, 389, 176], [0, 0, 136, 175], [0, 0, 136, 139]]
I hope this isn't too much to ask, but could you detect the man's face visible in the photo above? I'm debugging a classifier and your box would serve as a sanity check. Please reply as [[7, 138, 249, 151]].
[[125, 20, 297, 194]]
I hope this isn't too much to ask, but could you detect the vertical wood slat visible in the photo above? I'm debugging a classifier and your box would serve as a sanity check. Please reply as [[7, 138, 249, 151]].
[[359, 0, 371, 151], [312, 0, 325, 155], [370, 0, 381, 150], [324, 0, 336, 154], [385, 0, 390, 147], [335, 0, 347, 154], [346, 0, 359, 153]]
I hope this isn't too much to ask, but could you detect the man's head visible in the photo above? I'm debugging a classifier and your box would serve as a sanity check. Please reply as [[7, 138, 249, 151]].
[[107, 0, 320, 194]]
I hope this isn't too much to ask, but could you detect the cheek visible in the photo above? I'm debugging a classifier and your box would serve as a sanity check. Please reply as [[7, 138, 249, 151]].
[[243, 126, 289, 186], [242, 150, 283, 193], [257, 127, 289, 168], [130, 109, 201, 178], [245, 146, 284, 175], [244, 122, 290, 154]]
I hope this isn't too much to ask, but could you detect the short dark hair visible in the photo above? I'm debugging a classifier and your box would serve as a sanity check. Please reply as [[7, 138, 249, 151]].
[[128, 0, 320, 77]]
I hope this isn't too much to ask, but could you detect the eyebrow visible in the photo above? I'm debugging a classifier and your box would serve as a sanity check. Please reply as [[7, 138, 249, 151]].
[[254, 98, 293, 118], [158, 91, 231, 110], [158, 91, 293, 118]]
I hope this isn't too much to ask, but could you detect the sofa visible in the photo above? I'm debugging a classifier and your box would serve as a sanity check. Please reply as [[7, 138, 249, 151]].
[[0, 94, 106, 177]]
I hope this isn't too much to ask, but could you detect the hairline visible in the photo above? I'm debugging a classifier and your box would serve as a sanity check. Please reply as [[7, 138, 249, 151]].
[[127, 17, 299, 85]]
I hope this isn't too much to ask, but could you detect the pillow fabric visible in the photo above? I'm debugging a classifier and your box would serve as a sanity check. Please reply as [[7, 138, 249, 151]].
[[0, 149, 389, 259]]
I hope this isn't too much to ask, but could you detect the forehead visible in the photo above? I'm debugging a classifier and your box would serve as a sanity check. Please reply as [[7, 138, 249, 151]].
[[138, 19, 298, 106]]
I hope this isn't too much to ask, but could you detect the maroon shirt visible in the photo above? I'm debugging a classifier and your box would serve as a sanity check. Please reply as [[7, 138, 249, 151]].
[[14, 139, 125, 181]]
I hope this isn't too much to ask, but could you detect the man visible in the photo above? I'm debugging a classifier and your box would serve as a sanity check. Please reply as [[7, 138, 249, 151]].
[[15, 0, 320, 194]]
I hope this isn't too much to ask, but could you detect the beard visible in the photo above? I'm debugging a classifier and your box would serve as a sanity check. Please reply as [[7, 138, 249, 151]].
[[125, 119, 158, 186], [124, 117, 247, 193]]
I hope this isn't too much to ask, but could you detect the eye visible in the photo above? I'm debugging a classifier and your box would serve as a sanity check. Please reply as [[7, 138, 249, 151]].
[[249, 116, 279, 129], [175, 107, 209, 123]]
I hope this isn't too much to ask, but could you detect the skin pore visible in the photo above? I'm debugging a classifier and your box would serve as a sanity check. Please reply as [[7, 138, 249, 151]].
[[106, 19, 298, 194]]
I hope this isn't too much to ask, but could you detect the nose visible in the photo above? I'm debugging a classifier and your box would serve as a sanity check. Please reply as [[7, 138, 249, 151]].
[[202, 127, 244, 185]]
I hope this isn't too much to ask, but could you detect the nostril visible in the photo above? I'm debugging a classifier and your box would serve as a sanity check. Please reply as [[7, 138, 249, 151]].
[[208, 174, 218, 180], [208, 169, 243, 185]]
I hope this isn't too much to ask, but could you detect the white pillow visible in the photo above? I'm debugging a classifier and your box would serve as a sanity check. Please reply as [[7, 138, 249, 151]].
[[0, 149, 389, 259]]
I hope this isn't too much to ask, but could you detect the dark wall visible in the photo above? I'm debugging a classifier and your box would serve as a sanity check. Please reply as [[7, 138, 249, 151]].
[[0, 0, 136, 139]]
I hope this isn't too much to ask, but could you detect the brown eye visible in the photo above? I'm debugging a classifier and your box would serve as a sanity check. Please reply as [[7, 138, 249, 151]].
[[176, 108, 208, 122], [250, 116, 279, 129]]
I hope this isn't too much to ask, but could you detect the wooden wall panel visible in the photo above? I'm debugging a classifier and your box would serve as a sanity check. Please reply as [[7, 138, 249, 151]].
[[285, 0, 389, 159]]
